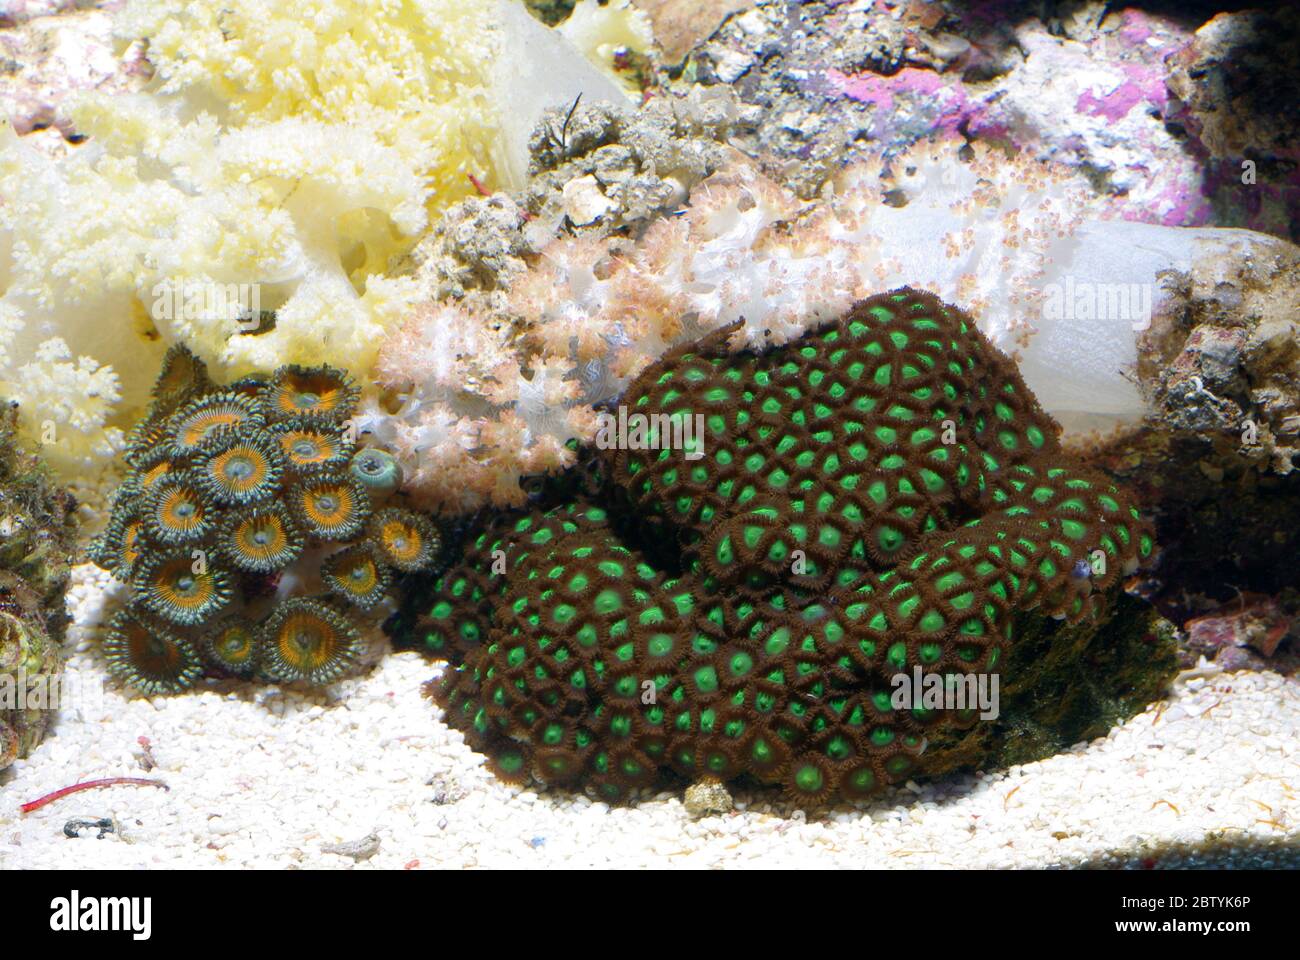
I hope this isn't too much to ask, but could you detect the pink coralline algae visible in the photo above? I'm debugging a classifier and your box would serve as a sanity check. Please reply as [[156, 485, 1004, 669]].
[[824, 66, 987, 140], [1075, 63, 1167, 123], [805, 8, 1210, 231], [726, 3, 1298, 239]]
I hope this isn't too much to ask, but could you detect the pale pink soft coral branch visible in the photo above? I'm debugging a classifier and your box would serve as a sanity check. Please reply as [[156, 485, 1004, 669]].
[[375, 302, 598, 511], [378, 140, 1110, 511]]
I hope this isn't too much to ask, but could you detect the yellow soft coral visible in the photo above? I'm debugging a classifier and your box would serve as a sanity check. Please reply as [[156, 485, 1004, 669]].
[[0, 100, 423, 466], [0, 0, 627, 477], [115, 0, 502, 204]]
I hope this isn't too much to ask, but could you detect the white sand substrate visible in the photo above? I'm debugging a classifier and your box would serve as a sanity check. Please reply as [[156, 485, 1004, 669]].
[[2, 563, 1298, 870]]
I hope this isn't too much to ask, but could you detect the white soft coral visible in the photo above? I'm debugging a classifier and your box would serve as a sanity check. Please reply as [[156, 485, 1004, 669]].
[[376, 303, 597, 511], [6, 338, 124, 470], [379, 139, 1208, 509]]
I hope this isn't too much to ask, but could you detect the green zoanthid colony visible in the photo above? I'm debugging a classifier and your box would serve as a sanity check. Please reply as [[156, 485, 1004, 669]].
[[399, 288, 1161, 805]]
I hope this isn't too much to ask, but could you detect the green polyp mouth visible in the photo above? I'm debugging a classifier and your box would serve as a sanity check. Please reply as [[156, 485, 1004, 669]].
[[498, 752, 525, 774], [794, 764, 824, 793]]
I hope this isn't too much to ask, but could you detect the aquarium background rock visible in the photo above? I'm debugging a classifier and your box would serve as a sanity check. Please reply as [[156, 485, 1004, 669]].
[[1082, 231, 1300, 675], [678, 1, 1300, 238]]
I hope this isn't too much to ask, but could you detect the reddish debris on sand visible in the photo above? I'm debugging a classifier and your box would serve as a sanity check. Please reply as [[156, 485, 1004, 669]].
[[20, 777, 169, 814]]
